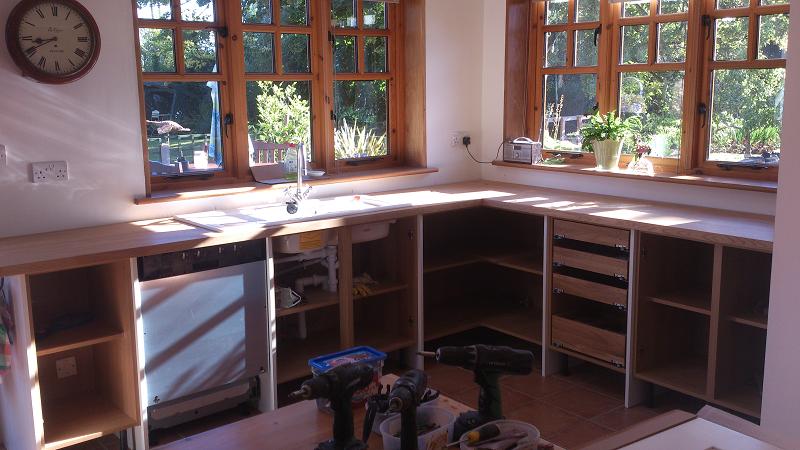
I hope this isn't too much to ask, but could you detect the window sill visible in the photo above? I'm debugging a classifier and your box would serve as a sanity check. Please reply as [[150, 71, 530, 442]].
[[491, 160, 777, 193], [134, 166, 439, 205]]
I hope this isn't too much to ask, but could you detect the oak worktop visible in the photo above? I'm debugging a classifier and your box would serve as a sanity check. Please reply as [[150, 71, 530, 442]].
[[0, 181, 774, 276]]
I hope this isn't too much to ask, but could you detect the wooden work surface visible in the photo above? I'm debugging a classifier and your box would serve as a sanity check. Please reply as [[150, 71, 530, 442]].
[[0, 181, 774, 276], [157, 375, 563, 450]]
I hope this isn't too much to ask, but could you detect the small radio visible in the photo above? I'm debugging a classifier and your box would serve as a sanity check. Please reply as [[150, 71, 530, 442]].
[[503, 137, 542, 164]]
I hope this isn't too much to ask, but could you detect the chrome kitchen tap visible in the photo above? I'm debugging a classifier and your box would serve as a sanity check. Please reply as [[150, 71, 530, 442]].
[[285, 143, 312, 214]]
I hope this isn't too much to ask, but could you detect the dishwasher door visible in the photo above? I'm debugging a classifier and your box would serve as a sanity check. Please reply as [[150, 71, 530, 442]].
[[139, 259, 268, 406]]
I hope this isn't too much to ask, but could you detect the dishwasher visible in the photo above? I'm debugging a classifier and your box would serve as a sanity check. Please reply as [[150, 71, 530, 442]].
[[137, 239, 269, 436]]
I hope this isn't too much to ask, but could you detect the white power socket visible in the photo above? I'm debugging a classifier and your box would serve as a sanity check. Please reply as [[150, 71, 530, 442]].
[[450, 131, 469, 148], [56, 356, 78, 379], [0, 145, 6, 167], [31, 161, 68, 183]]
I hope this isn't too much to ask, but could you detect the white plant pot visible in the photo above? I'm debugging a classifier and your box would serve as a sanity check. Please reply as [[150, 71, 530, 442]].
[[592, 139, 623, 171]]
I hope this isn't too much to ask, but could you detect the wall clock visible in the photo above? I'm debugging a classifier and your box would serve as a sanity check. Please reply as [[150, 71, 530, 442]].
[[5, 0, 101, 84]]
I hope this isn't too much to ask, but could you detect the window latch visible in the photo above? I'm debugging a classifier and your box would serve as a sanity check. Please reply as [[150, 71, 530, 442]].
[[702, 15, 712, 39], [207, 26, 228, 38], [698, 103, 708, 128], [328, 31, 335, 45], [593, 26, 601, 46], [224, 113, 233, 138], [330, 110, 337, 122]]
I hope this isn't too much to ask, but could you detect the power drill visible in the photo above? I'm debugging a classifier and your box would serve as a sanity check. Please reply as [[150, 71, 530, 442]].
[[289, 363, 375, 450], [420, 345, 535, 440], [387, 369, 429, 450]]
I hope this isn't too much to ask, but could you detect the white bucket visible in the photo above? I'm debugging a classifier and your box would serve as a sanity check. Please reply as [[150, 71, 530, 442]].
[[458, 420, 541, 450], [380, 406, 455, 450]]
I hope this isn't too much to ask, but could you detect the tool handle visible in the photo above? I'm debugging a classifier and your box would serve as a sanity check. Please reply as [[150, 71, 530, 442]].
[[476, 371, 503, 420]]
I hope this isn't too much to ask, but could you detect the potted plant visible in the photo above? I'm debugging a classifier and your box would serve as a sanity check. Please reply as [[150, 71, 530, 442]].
[[580, 111, 641, 171]]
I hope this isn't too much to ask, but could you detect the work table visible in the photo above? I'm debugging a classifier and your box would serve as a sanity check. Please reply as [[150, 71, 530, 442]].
[[0, 180, 773, 277]]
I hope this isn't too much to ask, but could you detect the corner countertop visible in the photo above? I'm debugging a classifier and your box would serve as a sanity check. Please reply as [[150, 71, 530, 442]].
[[0, 181, 774, 276]]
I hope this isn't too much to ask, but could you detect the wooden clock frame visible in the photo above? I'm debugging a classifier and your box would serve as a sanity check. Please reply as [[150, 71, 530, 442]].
[[5, 0, 101, 84]]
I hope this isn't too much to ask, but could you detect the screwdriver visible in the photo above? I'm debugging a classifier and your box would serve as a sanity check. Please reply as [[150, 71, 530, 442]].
[[447, 423, 501, 447]]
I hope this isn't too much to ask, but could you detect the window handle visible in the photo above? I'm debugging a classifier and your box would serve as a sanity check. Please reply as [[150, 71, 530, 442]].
[[224, 113, 233, 138], [702, 15, 712, 40], [594, 26, 601, 46], [698, 103, 708, 128]]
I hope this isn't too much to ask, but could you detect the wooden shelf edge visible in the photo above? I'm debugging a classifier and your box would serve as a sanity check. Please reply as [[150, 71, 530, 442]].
[[713, 390, 762, 418], [424, 252, 543, 276], [276, 290, 339, 318], [644, 294, 712, 316], [548, 344, 626, 374], [36, 323, 124, 357], [42, 394, 137, 450], [353, 281, 408, 301], [635, 368, 708, 399], [728, 314, 768, 330]]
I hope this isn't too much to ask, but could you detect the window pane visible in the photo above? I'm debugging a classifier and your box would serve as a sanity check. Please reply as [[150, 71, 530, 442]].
[[332, 0, 357, 28], [715, 17, 748, 61], [545, 31, 567, 68], [139, 28, 176, 73], [621, 25, 649, 64], [243, 32, 274, 73], [623, 0, 650, 18], [546, 0, 568, 25], [144, 81, 223, 175], [334, 80, 388, 160], [620, 71, 684, 157], [543, 74, 597, 151], [334, 36, 357, 73], [659, 0, 688, 14], [137, 0, 171, 20], [717, 0, 748, 8], [575, 29, 598, 67], [365, 36, 388, 73], [760, 0, 788, 4], [281, 33, 310, 73], [759, 14, 789, 60], [180, 0, 215, 22], [183, 29, 217, 73], [657, 21, 687, 63], [281, 0, 307, 26], [576, 0, 600, 23], [242, 0, 271, 24], [709, 69, 785, 161], [246, 81, 312, 165], [364, 1, 387, 29]]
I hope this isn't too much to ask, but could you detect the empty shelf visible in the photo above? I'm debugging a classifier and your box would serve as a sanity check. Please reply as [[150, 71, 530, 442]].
[[637, 357, 708, 398], [43, 393, 136, 449], [644, 291, 711, 316], [276, 288, 339, 318], [36, 322, 124, 357]]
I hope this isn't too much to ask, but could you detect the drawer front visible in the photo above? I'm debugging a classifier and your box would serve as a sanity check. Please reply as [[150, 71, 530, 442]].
[[553, 246, 629, 279], [553, 273, 628, 308], [554, 220, 630, 248], [551, 316, 626, 367]]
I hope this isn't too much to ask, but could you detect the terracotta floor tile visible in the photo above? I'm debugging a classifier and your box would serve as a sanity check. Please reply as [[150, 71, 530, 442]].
[[506, 400, 583, 437], [449, 386, 479, 409], [548, 419, 616, 449], [590, 405, 660, 431], [504, 373, 574, 399], [555, 364, 625, 400], [543, 386, 623, 419], [447, 385, 533, 413], [425, 363, 475, 396]]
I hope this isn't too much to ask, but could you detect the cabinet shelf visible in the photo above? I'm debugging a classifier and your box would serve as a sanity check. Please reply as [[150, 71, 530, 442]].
[[636, 357, 708, 398], [353, 280, 408, 301], [644, 291, 711, 316], [425, 303, 542, 345], [714, 386, 762, 418], [36, 322, 124, 357], [42, 393, 136, 449], [424, 251, 543, 276], [358, 333, 416, 354], [728, 313, 768, 330], [276, 333, 340, 384], [276, 288, 339, 318]]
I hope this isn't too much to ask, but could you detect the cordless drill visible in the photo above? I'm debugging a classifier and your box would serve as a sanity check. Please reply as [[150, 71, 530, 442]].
[[387, 369, 429, 450], [420, 345, 535, 440], [289, 363, 375, 450]]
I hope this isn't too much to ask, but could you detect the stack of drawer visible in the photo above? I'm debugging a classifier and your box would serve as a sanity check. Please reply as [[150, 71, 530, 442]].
[[550, 220, 631, 369]]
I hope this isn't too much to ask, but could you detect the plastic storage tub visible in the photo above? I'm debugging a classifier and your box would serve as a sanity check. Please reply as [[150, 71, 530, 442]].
[[380, 406, 455, 450], [308, 346, 386, 411]]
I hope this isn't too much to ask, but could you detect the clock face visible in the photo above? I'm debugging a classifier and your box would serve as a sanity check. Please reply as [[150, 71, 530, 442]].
[[6, 0, 100, 83]]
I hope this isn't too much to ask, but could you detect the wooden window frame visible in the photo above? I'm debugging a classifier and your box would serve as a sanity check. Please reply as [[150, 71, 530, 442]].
[[133, 0, 427, 196], [505, 0, 788, 182]]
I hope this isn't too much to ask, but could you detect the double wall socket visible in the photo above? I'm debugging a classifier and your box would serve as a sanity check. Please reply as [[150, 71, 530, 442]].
[[450, 131, 469, 147], [32, 161, 68, 183]]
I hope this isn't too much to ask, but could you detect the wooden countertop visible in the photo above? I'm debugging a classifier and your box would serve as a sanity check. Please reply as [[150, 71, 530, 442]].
[[0, 181, 774, 276], [157, 374, 563, 450]]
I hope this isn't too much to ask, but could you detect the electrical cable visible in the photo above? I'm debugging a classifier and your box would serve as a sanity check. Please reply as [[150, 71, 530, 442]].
[[464, 141, 503, 165]]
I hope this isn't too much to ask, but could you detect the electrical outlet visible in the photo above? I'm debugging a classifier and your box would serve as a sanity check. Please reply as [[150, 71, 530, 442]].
[[0, 145, 6, 167], [56, 357, 78, 379], [450, 131, 469, 148], [31, 161, 68, 183]]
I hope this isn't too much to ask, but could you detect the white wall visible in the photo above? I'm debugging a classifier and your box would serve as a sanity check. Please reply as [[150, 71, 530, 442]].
[[479, 1, 777, 216], [760, 2, 800, 446], [0, 0, 484, 238]]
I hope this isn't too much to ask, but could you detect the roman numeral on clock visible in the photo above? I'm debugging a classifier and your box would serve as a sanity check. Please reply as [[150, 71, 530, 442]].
[[51, 5, 58, 16], [35, 8, 45, 19], [37, 56, 46, 68], [25, 46, 37, 57], [21, 35, 33, 41], [77, 36, 89, 43], [73, 23, 84, 30], [74, 48, 86, 58], [54, 61, 61, 72]]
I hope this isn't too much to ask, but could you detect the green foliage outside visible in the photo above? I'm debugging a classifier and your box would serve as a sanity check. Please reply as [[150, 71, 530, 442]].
[[249, 81, 311, 149]]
